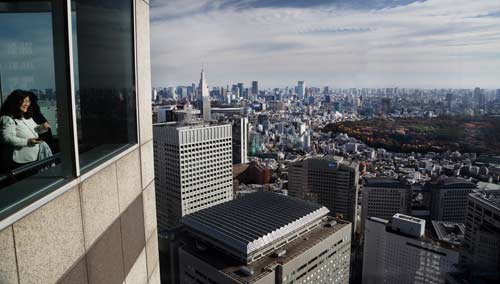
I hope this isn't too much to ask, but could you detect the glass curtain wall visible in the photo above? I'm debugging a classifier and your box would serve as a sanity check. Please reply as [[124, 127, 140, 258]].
[[71, 0, 137, 170], [0, 0, 137, 220]]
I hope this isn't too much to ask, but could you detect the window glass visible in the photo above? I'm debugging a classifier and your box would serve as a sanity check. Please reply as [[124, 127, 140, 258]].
[[0, 0, 71, 217], [71, 0, 137, 170]]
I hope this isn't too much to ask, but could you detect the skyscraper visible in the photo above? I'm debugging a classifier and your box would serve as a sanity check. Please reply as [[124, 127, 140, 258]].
[[361, 178, 412, 231], [363, 214, 460, 284], [430, 177, 477, 224], [153, 122, 234, 230], [446, 93, 453, 109], [251, 81, 258, 95], [237, 82, 244, 98], [461, 190, 500, 275], [197, 69, 211, 121], [231, 116, 249, 164], [288, 156, 359, 233], [381, 97, 391, 114], [323, 86, 330, 95], [231, 84, 239, 98], [297, 80, 305, 98], [474, 87, 486, 110], [176, 191, 352, 284]]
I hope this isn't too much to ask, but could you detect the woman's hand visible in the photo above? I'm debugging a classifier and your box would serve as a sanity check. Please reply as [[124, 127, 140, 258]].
[[41, 122, 51, 130], [27, 138, 42, 147]]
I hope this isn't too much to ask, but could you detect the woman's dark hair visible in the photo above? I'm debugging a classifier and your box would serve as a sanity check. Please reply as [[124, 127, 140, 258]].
[[28, 92, 47, 124], [0, 90, 33, 119]]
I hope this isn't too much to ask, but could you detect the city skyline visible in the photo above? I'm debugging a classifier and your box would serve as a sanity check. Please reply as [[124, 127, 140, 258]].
[[151, 0, 500, 89], [2, 1, 500, 284]]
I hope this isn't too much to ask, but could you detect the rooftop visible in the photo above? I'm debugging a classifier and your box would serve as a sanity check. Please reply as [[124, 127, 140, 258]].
[[364, 177, 409, 188], [153, 121, 229, 130], [211, 107, 244, 111], [433, 177, 477, 189], [294, 155, 358, 169], [431, 221, 465, 247], [180, 216, 351, 284], [369, 216, 463, 250], [181, 191, 329, 259], [476, 190, 500, 209], [476, 182, 500, 191], [393, 213, 425, 224]]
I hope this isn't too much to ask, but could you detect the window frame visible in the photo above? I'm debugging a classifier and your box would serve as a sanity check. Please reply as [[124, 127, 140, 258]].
[[0, 0, 140, 228], [70, 0, 140, 173]]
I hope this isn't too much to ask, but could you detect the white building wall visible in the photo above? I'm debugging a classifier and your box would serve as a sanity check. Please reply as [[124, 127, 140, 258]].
[[363, 218, 459, 284], [154, 123, 234, 230]]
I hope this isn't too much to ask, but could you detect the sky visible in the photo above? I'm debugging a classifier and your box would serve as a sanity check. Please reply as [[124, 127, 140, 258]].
[[150, 0, 500, 89]]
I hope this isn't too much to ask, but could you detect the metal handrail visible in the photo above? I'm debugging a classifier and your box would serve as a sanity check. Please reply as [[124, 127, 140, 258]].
[[11, 153, 61, 175], [0, 153, 61, 184]]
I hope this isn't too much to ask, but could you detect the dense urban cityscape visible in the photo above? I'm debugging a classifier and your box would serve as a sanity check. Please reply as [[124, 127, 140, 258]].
[[1, 0, 499, 284], [150, 70, 500, 284]]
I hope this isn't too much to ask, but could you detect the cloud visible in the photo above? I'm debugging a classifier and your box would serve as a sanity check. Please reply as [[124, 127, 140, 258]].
[[151, 0, 500, 88], [299, 27, 374, 35]]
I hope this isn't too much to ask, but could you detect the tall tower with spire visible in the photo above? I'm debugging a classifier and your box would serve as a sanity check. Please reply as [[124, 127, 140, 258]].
[[198, 69, 209, 98], [197, 68, 211, 121]]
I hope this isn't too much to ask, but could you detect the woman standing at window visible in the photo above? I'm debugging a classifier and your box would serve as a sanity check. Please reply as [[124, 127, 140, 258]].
[[0, 90, 52, 172]]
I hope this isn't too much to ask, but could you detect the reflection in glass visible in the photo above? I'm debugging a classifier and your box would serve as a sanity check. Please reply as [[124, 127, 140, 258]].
[[72, 0, 137, 169], [0, 1, 63, 189]]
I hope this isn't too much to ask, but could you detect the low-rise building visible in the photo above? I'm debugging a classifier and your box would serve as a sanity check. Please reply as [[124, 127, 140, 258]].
[[176, 191, 352, 284]]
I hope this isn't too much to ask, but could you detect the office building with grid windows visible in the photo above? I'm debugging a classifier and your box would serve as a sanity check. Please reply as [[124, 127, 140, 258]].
[[153, 121, 233, 230], [363, 214, 460, 284], [461, 190, 500, 276], [430, 177, 477, 223], [361, 178, 412, 232], [288, 156, 360, 234]]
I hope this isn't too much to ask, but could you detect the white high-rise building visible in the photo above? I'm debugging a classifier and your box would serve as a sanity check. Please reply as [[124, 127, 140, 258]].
[[363, 214, 460, 284], [298, 80, 306, 98], [153, 122, 234, 230]]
